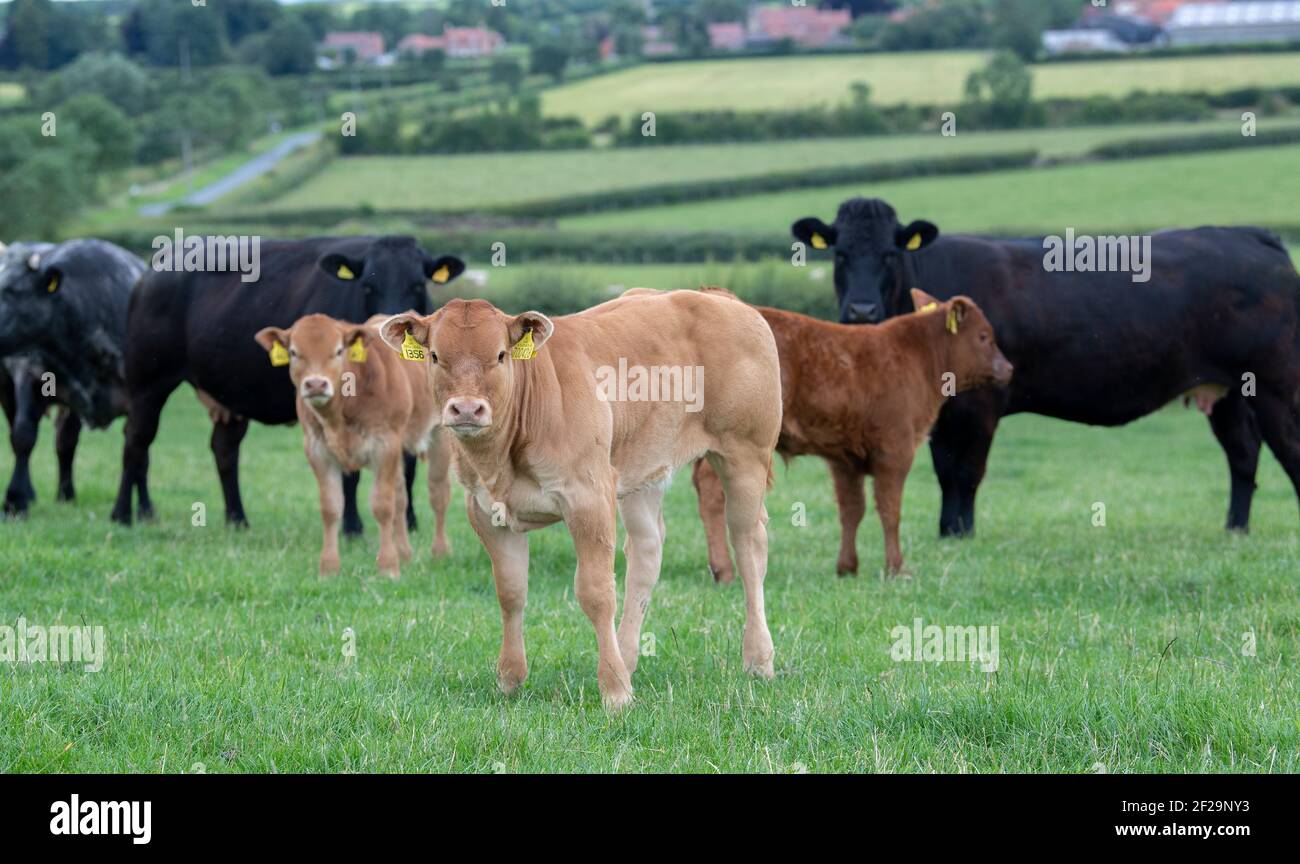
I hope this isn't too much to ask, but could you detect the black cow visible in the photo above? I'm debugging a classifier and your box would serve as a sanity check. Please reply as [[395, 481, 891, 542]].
[[793, 197, 1300, 536], [0, 240, 145, 516], [110, 235, 464, 530]]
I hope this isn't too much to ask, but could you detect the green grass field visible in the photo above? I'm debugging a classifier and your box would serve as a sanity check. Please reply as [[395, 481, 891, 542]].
[[542, 51, 1300, 122], [560, 143, 1300, 235], [258, 118, 1300, 215], [1, 377, 1297, 772]]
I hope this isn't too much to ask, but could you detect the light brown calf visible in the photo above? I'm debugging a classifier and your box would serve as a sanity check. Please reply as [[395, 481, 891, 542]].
[[255, 313, 453, 579], [694, 289, 1012, 578], [379, 289, 782, 710]]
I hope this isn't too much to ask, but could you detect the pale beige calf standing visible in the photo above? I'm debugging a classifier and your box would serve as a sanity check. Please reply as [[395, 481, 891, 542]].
[[255, 313, 453, 578], [380, 289, 782, 710]]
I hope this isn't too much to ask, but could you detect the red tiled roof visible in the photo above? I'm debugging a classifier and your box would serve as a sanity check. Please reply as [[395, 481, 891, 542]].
[[321, 32, 385, 60]]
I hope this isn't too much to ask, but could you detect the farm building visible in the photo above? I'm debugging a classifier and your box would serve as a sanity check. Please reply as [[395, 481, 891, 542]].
[[396, 28, 504, 59], [707, 4, 853, 51], [1165, 0, 1300, 44], [318, 32, 386, 68]]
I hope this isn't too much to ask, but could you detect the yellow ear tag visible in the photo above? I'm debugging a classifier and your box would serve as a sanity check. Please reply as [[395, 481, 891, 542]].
[[509, 330, 537, 360], [348, 336, 367, 363], [918, 302, 938, 313], [400, 330, 426, 362], [270, 341, 290, 367], [431, 265, 450, 284], [946, 307, 960, 335], [46, 275, 59, 293], [810, 232, 828, 250], [906, 233, 923, 251], [337, 264, 355, 280]]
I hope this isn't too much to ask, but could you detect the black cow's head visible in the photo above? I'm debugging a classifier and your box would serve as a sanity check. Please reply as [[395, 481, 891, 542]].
[[318, 236, 465, 318], [792, 198, 939, 324], [0, 242, 60, 356]]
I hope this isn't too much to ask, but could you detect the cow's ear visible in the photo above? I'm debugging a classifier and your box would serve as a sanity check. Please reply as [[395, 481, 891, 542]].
[[792, 217, 836, 250], [507, 311, 554, 354], [254, 326, 290, 354], [910, 288, 940, 311], [320, 253, 365, 282], [896, 220, 939, 252], [424, 255, 465, 285], [39, 266, 63, 294], [379, 312, 433, 356], [945, 297, 972, 334]]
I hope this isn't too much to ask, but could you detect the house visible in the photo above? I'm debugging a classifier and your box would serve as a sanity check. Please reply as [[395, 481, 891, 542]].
[[1166, 0, 1300, 45], [319, 32, 386, 66], [396, 34, 447, 57], [443, 26, 505, 58], [708, 22, 748, 51], [747, 4, 853, 48], [1109, 0, 1211, 25], [641, 25, 678, 57]]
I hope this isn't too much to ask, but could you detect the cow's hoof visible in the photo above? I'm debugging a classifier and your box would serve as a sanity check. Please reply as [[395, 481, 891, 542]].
[[1226, 523, 1250, 535], [497, 659, 528, 695], [398, 542, 414, 563], [405, 513, 418, 532], [2, 503, 29, 520], [710, 564, 734, 584], [226, 515, 250, 530], [319, 555, 340, 576], [109, 508, 132, 526], [744, 655, 775, 680], [137, 506, 156, 523], [836, 558, 859, 576], [431, 538, 451, 559], [601, 688, 634, 712]]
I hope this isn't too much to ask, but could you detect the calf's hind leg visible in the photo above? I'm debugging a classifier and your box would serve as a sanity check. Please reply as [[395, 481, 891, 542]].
[[1207, 392, 1261, 532], [111, 376, 181, 525], [1253, 391, 1300, 520], [54, 408, 81, 502], [707, 449, 774, 679], [617, 485, 666, 676], [426, 432, 453, 558], [690, 458, 734, 582], [210, 416, 250, 527]]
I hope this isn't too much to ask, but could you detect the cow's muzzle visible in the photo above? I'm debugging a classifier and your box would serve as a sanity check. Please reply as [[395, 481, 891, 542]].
[[301, 376, 334, 406], [843, 302, 881, 324], [993, 354, 1014, 386], [443, 398, 492, 435]]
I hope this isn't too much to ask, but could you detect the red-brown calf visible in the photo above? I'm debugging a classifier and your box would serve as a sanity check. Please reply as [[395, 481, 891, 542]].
[[255, 313, 452, 578], [694, 289, 1012, 578]]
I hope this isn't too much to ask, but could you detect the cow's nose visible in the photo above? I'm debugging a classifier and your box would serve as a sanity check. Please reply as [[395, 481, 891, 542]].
[[302, 376, 331, 397], [844, 302, 879, 324], [444, 398, 491, 428], [994, 356, 1014, 384]]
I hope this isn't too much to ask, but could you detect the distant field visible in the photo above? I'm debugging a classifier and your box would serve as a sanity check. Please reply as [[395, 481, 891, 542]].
[[258, 118, 1300, 214], [559, 144, 1300, 236], [0, 82, 23, 104], [542, 51, 1300, 122]]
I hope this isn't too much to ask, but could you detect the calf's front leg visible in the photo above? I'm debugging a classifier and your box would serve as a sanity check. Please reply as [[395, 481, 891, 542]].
[[466, 492, 530, 694], [872, 452, 914, 575], [306, 440, 344, 576], [567, 483, 634, 710]]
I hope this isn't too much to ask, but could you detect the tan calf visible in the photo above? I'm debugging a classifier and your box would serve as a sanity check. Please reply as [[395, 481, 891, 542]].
[[695, 289, 1013, 578], [255, 313, 453, 579], [379, 289, 782, 710]]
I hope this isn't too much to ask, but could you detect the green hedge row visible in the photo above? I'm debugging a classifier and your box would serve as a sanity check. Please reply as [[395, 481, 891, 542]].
[[1090, 126, 1300, 160]]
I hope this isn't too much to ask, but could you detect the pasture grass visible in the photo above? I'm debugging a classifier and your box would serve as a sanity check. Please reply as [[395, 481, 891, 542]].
[[541, 51, 1300, 122], [257, 118, 1300, 215], [559, 143, 1300, 235], [1, 380, 1297, 772]]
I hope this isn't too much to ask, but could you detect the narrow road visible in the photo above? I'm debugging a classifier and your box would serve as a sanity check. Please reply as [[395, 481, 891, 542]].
[[139, 130, 323, 217]]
